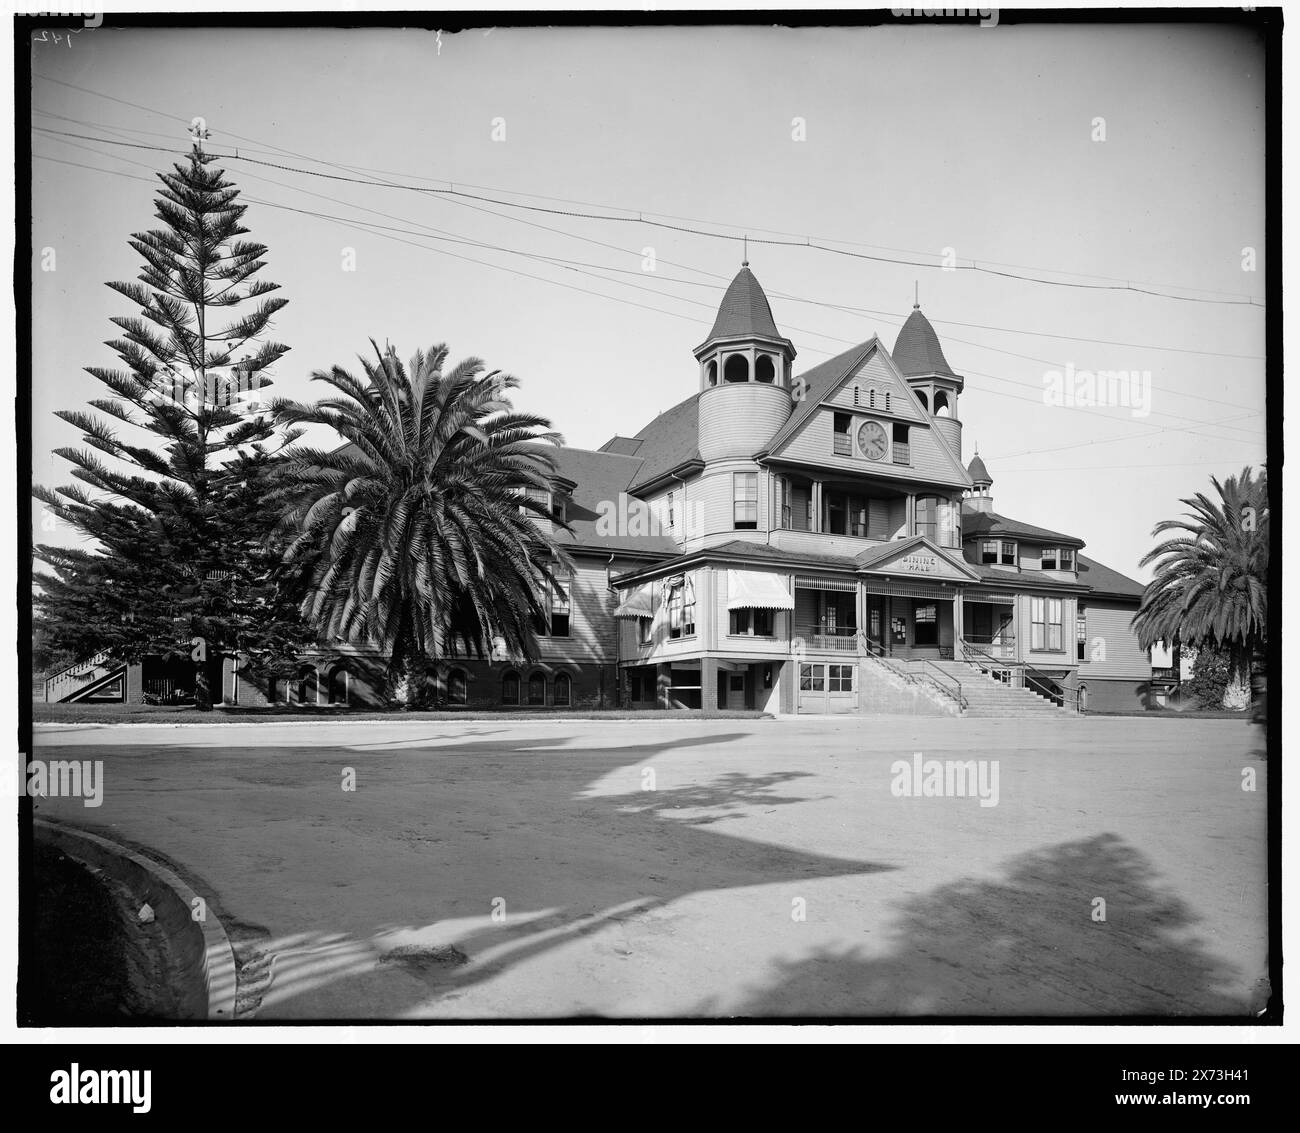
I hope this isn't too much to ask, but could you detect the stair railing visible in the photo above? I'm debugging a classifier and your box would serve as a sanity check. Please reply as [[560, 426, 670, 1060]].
[[862, 639, 965, 711], [43, 650, 114, 703]]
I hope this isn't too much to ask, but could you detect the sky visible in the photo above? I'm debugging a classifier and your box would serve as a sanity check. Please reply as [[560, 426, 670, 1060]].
[[29, 19, 1268, 583]]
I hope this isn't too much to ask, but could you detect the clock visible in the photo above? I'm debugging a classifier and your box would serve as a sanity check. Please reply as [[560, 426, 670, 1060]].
[[856, 420, 888, 461]]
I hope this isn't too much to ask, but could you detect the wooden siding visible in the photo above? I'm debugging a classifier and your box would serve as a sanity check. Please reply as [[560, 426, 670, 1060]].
[[534, 556, 630, 663], [683, 461, 772, 547], [698, 382, 791, 461], [1077, 599, 1150, 679], [825, 351, 925, 422], [1018, 593, 1077, 667], [777, 407, 965, 487]]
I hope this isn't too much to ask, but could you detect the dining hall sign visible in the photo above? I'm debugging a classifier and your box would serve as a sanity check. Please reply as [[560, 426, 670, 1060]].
[[900, 553, 940, 573]]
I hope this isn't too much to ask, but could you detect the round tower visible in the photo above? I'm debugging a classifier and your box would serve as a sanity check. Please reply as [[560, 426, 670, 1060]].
[[892, 300, 964, 457], [695, 263, 795, 462], [964, 449, 994, 514]]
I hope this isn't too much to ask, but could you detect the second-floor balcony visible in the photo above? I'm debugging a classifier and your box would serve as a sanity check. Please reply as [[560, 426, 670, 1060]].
[[796, 622, 858, 653]]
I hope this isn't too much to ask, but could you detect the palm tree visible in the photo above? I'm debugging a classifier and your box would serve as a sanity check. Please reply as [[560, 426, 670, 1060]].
[[1132, 466, 1268, 710], [269, 340, 572, 704]]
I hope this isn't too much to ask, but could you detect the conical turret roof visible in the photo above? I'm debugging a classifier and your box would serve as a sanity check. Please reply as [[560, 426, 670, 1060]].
[[967, 452, 992, 485], [893, 304, 957, 377], [704, 266, 784, 342]]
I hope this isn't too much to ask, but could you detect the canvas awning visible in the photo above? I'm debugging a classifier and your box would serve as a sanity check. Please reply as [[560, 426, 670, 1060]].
[[727, 570, 795, 611], [614, 583, 654, 619]]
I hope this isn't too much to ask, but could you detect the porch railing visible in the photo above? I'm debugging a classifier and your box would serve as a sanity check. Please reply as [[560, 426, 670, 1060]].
[[962, 632, 1017, 660], [795, 623, 859, 653]]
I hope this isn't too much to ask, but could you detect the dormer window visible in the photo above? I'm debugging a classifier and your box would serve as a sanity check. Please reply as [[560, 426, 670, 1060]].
[[1001, 541, 1017, 566], [520, 486, 550, 516], [1042, 547, 1075, 571]]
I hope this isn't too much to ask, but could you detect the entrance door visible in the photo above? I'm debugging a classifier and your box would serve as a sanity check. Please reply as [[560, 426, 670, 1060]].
[[867, 595, 886, 650], [727, 672, 746, 710]]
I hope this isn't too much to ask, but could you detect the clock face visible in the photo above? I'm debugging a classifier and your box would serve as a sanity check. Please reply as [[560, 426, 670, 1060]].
[[856, 420, 888, 461]]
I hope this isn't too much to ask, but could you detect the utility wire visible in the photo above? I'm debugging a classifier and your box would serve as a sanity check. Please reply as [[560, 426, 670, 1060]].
[[32, 121, 1263, 310]]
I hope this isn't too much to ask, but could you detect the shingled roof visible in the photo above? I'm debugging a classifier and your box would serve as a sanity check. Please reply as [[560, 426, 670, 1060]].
[[1076, 553, 1147, 600], [967, 452, 992, 484], [963, 509, 1085, 548], [701, 266, 786, 344], [527, 443, 679, 555], [623, 392, 703, 491], [893, 305, 958, 378]]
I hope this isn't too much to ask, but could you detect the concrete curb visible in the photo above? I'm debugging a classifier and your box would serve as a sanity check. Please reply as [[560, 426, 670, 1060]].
[[34, 819, 239, 1022]]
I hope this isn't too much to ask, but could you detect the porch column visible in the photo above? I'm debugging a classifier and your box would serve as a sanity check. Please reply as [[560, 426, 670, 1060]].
[[811, 479, 823, 533], [701, 657, 719, 715], [954, 591, 964, 647], [656, 662, 672, 709], [855, 581, 867, 656], [906, 493, 915, 537]]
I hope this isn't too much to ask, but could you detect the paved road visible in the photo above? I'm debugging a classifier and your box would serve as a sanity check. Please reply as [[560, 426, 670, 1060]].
[[31, 716, 1269, 1018]]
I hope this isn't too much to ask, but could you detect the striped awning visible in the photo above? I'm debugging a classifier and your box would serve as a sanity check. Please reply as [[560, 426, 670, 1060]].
[[727, 570, 795, 611], [614, 583, 654, 619], [964, 591, 1016, 605]]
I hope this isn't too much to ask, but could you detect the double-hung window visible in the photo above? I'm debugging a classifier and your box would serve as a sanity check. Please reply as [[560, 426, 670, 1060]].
[[1031, 597, 1063, 651], [733, 472, 758, 530]]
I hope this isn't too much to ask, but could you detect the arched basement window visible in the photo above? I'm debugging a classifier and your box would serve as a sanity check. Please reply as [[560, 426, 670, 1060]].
[[554, 672, 572, 707], [723, 354, 749, 383], [754, 355, 776, 383], [502, 671, 520, 705], [448, 668, 468, 705], [327, 663, 350, 705], [527, 671, 546, 706]]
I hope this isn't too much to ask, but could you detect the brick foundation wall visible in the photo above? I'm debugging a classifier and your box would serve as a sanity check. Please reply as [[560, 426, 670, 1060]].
[[1080, 678, 1151, 713]]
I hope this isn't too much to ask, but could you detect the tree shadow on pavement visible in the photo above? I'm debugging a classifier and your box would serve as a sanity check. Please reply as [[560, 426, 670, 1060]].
[[712, 832, 1265, 1018], [245, 731, 897, 1017]]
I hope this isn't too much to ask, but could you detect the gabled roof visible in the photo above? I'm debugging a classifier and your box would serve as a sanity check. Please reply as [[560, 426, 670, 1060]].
[[962, 509, 1085, 548], [762, 337, 971, 488], [623, 393, 703, 491], [1077, 554, 1147, 600], [855, 534, 982, 580], [700, 266, 786, 345], [893, 305, 958, 378]]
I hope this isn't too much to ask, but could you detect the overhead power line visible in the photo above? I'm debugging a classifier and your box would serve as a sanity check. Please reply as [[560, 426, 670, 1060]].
[[34, 143, 1267, 458], [32, 120, 1263, 310]]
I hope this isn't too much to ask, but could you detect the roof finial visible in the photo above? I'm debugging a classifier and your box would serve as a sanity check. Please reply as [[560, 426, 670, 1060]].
[[913, 280, 920, 309], [742, 235, 749, 268]]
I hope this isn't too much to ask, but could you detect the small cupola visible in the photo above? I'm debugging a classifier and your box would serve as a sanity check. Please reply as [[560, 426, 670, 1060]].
[[964, 448, 994, 514], [694, 262, 796, 390]]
